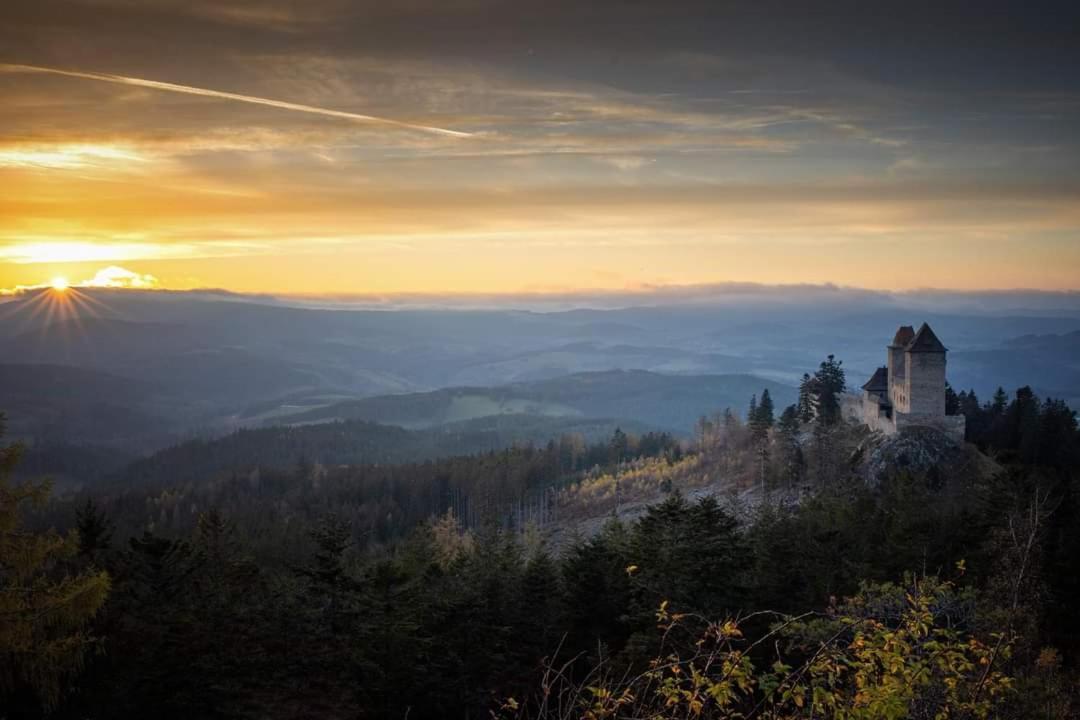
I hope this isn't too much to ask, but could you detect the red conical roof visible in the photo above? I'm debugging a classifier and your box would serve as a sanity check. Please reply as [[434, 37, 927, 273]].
[[890, 325, 915, 347]]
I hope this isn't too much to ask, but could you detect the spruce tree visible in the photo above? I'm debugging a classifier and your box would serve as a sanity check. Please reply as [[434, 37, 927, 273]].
[[945, 382, 960, 415], [758, 389, 775, 428], [813, 355, 846, 426], [722, 407, 737, 429], [776, 405, 804, 487], [749, 390, 774, 488], [991, 387, 1008, 415], [75, 497, 114, 559], [797, 373, 815, 422], [777, 405, 800, 435], [0, 415, 110, 712], [609, 427, 629, 463]]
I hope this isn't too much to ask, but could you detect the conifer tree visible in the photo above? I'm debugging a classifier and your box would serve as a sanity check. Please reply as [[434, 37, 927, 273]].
[[797, 373, 815, 422], [722, 407, 737, 429], [299, 513, 358, 595], [747, 390, 774, 488], [945, 381, 960, 415], [757, 388, 775, 428], [0, 415, 110, 712], [991, 386, 1009, 414], [609, 427, 629, 463], [75, 497, 114, 559], [777, 404, 800, 435], [694, 415, 715, 449], [812, 354, 846, 425], [776, 405, 804, 487]]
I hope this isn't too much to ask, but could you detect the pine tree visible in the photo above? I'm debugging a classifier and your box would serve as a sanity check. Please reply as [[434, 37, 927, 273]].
[[75, 497, 114, 559], [299, 513, 358, 595], [694, 415, 715, 449], [945, 382, 960, 415], [747, 394, 758, 424], [0, 415, 110, 712], [757, 389, 775, 428], [609, 427, 629, 464], [748, 390, 774, 489], [1017, 388, 1042, 463], [517, 552, 563, 664], [991, 387, 1008, 415], [777, 405, 800, 435], [776, 405, 804, 487], [813, 355, 846, 426], [960, 389, 980, 416], [797, 373, 815, 422]]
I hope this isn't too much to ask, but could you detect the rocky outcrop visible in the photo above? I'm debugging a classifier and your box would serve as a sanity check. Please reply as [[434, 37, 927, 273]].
[[855, 426, 996, 487]]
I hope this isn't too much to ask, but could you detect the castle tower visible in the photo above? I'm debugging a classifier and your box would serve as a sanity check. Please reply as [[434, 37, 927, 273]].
[[887, 325, 914, 411], [902, 323, 947, 416], [847, 321, 964, 442]]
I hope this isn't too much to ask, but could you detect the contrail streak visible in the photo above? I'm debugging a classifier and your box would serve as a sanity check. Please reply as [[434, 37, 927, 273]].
[[0, 63, 474, 138]]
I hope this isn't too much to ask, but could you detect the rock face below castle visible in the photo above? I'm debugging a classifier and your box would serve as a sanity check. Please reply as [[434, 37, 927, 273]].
[[842, 322, 966, 443]]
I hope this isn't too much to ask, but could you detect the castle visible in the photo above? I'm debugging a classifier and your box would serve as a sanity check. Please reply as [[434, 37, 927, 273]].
[[843, 322, 966, 442]]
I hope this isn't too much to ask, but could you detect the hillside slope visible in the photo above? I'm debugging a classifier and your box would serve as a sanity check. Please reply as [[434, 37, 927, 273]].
[[0, 363, 177, 448], [268, 370, 797, 433], [112, 414, 656, 488]]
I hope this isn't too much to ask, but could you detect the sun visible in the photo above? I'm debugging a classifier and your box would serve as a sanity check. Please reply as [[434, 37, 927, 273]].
[[50, 276, 69, 292]]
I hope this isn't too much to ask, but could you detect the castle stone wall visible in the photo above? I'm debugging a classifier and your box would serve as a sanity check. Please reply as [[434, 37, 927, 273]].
[[904, 351, 946, 416], [841, 393, 864, 423], [894, 413, 966, 444], [887, 345, 906, 396], [863, 397, 896, 435]]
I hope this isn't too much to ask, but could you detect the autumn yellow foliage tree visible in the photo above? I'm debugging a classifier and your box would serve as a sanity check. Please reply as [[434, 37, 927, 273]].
[[0, 415, 110, 711], [501, 575, 1012, 719]]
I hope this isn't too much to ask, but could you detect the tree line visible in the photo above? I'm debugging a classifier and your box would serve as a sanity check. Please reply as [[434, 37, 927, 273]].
[[3, 354, 1080, 718]]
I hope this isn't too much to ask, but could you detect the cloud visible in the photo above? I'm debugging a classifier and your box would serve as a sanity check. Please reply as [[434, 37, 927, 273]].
[[0, 63, 476, 138], [1, 3, 1078, 295], [83, 265, 160, 288], [0, 265, 159, 294], [0, 144, 145, 169], [0, 239, 266, 264]]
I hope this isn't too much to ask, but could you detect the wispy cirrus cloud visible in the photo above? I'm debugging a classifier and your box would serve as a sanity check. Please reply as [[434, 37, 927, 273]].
[[0, 239, 263, 264], [2, 1, 1078, 294], [0, 63, 477, 138], [0, 143, 146, 169]]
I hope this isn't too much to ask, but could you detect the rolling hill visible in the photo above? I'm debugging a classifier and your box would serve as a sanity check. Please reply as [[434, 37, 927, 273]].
[[0, 363, 177, 448], [112, 414, 657, 489], [263, 370, 798, 433]]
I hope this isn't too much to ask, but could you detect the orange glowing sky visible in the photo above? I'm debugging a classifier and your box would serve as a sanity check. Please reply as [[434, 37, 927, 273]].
[[3, 1, 1080, 295]]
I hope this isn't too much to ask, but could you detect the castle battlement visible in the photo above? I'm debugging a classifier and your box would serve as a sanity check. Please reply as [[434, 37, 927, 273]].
[[842, 322, 965, 443]]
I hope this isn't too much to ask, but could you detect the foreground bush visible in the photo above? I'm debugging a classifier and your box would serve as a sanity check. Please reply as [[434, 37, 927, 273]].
[[503, 576, 1012, 719]]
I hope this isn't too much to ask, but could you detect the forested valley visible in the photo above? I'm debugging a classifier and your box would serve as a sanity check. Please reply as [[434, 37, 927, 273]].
[[3, 356, 1080, 719]]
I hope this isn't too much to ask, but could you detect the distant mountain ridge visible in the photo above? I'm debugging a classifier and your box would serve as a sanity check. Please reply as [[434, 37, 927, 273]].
[[112, 414, 657, 489], [260, 370, 798, 433], [951, 330, 1080, 405], [2, 287, 1078, 462]]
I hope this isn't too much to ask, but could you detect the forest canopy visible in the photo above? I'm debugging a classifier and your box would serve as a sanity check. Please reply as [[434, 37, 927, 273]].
[[2, 371, 1079, 719]]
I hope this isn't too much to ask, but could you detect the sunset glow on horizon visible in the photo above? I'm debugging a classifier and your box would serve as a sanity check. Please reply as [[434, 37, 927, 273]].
[[3, 2, 1079, 296]]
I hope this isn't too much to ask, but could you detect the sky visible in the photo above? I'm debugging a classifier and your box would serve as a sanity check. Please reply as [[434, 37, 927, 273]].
[[2, 0, 1079, 296]]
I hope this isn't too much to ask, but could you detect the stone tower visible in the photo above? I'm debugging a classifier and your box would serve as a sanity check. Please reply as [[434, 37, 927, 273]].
[[887, 325, 914, 411], [902, 322, 948, 416], [842, 321, 964, 442]]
